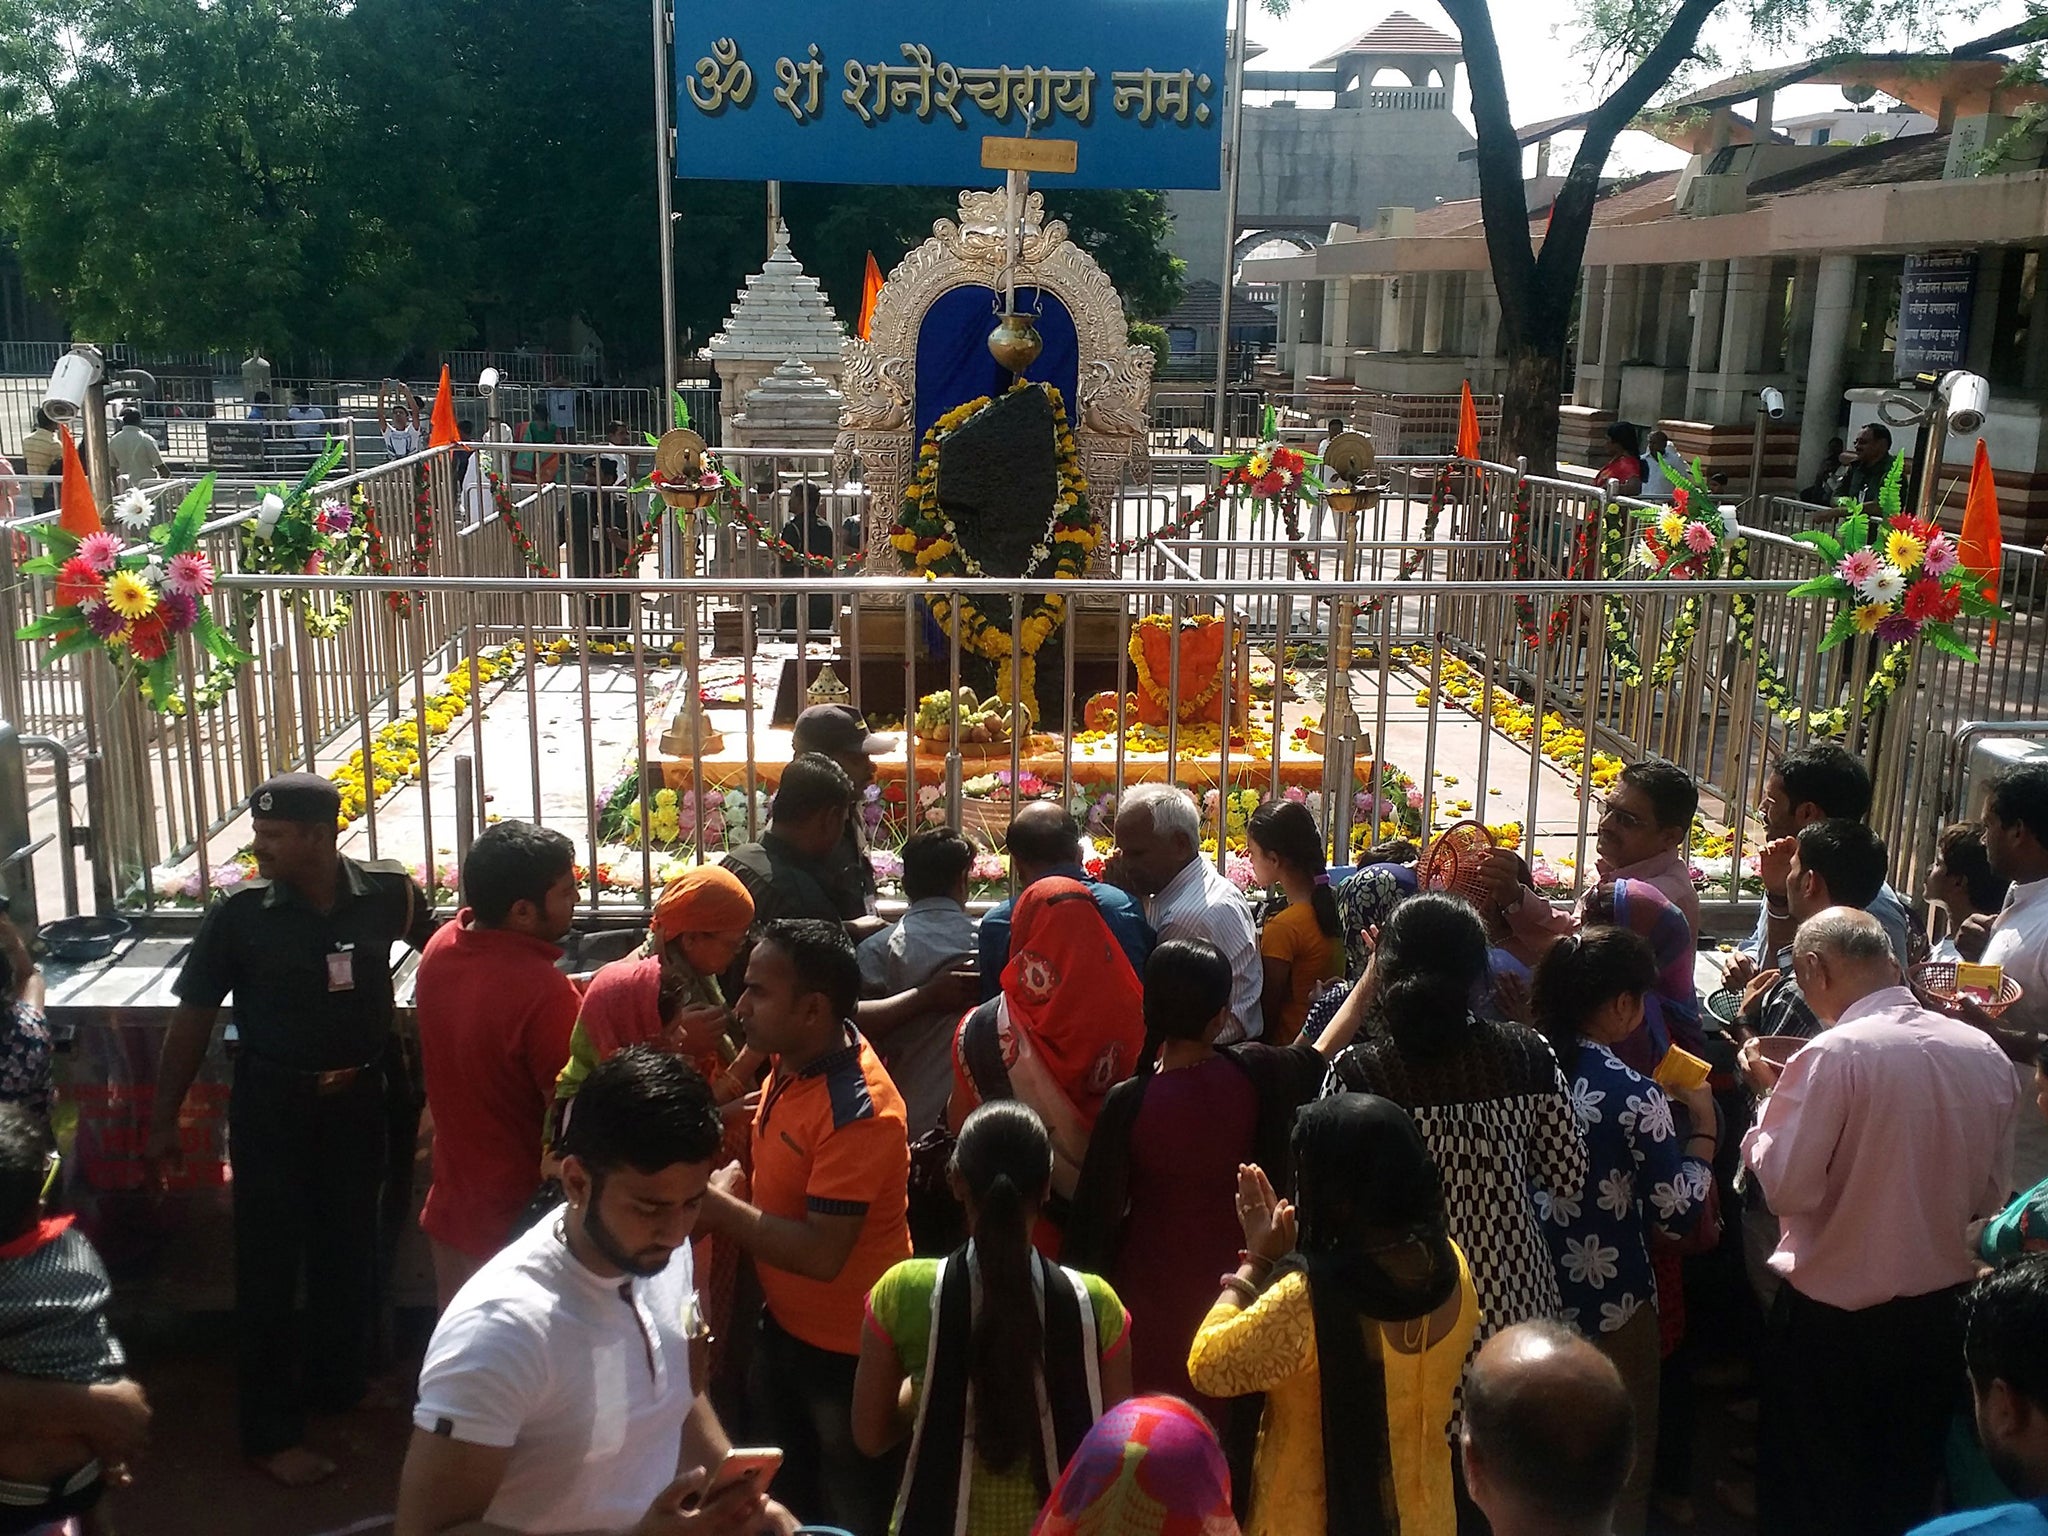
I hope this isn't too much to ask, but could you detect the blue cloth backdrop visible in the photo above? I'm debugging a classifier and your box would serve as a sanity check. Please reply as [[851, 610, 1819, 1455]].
[[913, 286, 1079, 448]]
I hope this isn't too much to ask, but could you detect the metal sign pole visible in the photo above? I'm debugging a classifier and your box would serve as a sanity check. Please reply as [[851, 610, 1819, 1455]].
[[1203, 0, 1250, 579], [652, 0, 679, 401]]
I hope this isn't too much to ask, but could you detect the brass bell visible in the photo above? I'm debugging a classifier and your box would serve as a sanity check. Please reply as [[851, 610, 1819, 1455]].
[[987, 313, 1043, 376]]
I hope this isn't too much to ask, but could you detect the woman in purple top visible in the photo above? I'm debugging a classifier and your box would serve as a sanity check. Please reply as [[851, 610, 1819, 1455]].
[[1065, 939, 1329, 1419]]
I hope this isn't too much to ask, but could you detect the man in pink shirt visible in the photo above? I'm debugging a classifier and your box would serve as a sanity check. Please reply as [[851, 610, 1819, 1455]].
[[1741, 906, 2017, 1536]]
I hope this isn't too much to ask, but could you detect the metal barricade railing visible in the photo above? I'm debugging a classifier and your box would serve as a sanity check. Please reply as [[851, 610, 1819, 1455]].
[[7, 437, 2031, 929]]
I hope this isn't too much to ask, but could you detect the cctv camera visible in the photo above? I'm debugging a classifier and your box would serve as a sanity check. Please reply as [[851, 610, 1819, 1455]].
[[41, 346, 104, 424], [1940, 370, 1990, 437], [478, 367, 501, 392], [1759, 387, 1787, 420]]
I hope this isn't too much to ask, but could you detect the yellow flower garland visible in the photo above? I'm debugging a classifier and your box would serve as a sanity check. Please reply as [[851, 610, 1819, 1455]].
[[892, 384, 1098, 710]]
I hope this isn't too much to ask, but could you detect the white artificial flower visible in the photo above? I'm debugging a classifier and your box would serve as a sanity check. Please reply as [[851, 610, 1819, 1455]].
[[1561, 1234, 1620, 1288], [1856, 562, 1906, 606], [112, 489, 155, 531]]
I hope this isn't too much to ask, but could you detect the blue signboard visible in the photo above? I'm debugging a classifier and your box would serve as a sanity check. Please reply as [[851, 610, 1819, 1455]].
[[674, 0, 1227, 190]]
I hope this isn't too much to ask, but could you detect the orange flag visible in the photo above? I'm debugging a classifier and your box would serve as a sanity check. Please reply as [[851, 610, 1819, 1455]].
[[857, 252, 885, 341], [428, 363, 460, 448], [1456, 380, 1481, 460], [1960, 436, 2004, 645], [56, 424, 101, 537]]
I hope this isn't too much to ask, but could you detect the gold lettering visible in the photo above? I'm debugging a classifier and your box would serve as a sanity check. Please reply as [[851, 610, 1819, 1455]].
[[773, 44, 825, 123], [887, 44, 935, 118], [1109, 67, 1212, 125], [687, 37, 754, 114], [841, 58, 880, 123], [1049, 67, 1097, 124]]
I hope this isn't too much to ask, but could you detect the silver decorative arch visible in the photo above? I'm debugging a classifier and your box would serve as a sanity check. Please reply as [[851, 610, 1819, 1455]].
[[836, 187, 1154, 558]]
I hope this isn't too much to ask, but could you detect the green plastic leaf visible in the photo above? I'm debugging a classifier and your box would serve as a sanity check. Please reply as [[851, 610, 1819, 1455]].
[[1838, 510, 1870, 552], [15, 611, 72, 640], [41, 628, 98, 664], [18, 555, 60, 578], [1816, 606, 1860, 652], [31, 527, 79, 561], [193, 610, 255, 665], [1957, 588, 2009, 620], [1793, 529, 1846, 563], [1923, 624, 1980, 661], [1787, 576, 1846, 600], [163, 473, 217, 553], [671, 390, 690, 431], [1878, 454, 1905, 518]]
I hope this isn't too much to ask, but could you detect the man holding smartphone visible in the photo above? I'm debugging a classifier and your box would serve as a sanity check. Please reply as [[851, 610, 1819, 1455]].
[[396, 1047, 795, 1536]]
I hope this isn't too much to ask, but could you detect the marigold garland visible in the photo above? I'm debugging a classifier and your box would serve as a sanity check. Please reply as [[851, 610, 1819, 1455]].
[[1510, 478, 1602, 646], [1128, 613, 1228, 717]]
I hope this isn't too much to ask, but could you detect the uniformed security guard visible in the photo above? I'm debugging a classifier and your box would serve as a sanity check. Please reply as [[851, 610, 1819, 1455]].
[[146, 773, 437, 1486]]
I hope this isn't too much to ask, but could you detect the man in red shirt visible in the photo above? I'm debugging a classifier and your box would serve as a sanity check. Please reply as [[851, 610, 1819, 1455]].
[[701, 917, 912, 1536], [414, 822, 580, 1308]]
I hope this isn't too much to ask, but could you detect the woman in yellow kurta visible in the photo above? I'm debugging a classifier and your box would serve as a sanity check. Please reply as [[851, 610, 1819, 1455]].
[[1188, 1094, 1479, 1536]]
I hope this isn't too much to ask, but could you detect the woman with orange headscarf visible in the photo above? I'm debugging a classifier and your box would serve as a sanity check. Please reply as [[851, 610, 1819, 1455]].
[[948, 877, 1145, 1201], [552, 862, 760, 1137]]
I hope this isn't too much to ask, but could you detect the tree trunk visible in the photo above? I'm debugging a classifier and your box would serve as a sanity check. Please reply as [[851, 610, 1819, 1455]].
[[1499, 341, 1565, 476]]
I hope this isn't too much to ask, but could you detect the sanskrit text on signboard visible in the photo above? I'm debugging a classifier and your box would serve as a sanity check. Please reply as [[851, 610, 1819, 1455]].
[[1895, 252, 1978, 380], [674, 2, 1227, 190]]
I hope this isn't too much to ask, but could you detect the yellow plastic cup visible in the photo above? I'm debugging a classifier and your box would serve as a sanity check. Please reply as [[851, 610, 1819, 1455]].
[[1653, 1044, 1713, 1092]]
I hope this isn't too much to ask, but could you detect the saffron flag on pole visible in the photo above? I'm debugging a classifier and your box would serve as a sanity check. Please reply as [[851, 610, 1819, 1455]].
[[1959, 436, 2004, 646], [56, 425, 101, 537], [1456, 381, 1481, 460], [857, 252, 885, 341], [428, 364, 461, 449]]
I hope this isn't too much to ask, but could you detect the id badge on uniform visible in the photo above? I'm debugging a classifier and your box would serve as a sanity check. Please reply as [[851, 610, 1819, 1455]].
[[327, 944, 356, 992]]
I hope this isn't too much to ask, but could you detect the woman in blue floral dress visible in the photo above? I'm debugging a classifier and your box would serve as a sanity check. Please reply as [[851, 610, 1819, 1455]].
[[1530, 926, 1716, 1536]]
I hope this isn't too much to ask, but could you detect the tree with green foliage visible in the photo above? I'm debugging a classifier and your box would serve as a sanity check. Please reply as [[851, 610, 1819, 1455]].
[[1434, 0, 1973, 471], [0, 0, 473, 362]]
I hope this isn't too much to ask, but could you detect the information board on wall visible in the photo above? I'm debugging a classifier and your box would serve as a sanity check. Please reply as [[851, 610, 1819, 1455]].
[[674, 0, 1227, 190], [1895, 251, 1978, 380]]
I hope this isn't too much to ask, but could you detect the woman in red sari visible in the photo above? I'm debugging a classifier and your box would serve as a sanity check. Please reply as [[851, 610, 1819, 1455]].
[[948, 876, 1145, 1200]]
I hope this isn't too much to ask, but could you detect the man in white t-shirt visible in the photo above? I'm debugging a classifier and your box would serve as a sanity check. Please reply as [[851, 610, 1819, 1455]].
[[396, 1047, 794, 1536]]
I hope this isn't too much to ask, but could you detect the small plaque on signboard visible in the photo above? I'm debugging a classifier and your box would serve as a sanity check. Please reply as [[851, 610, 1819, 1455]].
[[981, 137, 1079, 175]]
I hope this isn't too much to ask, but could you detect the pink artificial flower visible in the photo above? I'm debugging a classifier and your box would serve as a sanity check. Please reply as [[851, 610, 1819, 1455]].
[[78, 532, 124, 574], [1837, 549, 1881, 587], [1921, 533, 1959, 576], [1407, 787, 1425, 810], [164, 551, 215, 597], [1683, 521, 1716, 554]]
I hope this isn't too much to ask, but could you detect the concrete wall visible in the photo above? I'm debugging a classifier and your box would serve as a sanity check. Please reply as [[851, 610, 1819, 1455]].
[[1166, 103, 1479, 275]]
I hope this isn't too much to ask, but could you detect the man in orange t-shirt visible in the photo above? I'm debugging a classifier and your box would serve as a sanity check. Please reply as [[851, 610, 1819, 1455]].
[[413, 823, 581, 1309], [701, 917, 910, 1536]]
